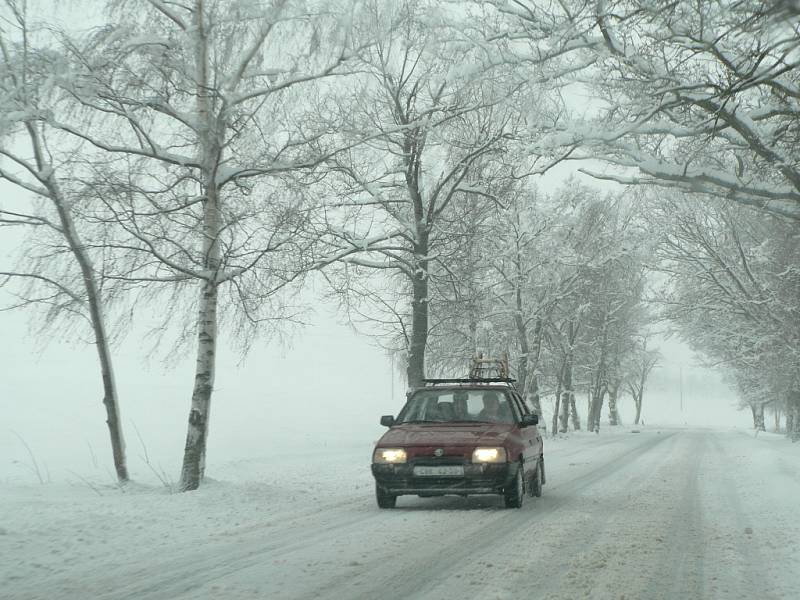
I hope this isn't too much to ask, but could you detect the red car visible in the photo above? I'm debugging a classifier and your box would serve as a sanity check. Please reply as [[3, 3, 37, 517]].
[[371, 378, 545, 508]]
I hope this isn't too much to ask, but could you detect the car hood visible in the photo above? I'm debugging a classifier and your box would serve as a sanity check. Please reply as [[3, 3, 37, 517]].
[[378, 423, 514, 447]]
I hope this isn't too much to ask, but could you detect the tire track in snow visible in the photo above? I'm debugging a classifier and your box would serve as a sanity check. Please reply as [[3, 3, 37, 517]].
[[450, 430, 703, 600], [696, 433, 784, 600], [306, 431, 678, 600], [641, 432, 707, 599], [80, 497, 381, 600]]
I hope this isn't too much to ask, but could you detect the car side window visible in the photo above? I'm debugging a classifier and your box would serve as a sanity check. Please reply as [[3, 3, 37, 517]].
[[514, 393, 530, 416], [506, 393, 524, 422]]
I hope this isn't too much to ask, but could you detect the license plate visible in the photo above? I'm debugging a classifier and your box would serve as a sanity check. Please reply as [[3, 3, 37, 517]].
[[413, 465, 464, 477]]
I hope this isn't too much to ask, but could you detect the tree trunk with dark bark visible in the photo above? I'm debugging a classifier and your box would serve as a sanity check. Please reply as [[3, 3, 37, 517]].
[[607, 379, 620, 426], [512, 243, 544, 417], [569, 393, 581, 431], [751, 402, 766, 431], [560, 357, 573, 433], [528, 318, 544, 417], [788, 390, 800, 442], [406, 231, 429, 389], [560, 320, 578, 432], [552, 358, 565, 436], [635, 377, 645, 425], [514, 287, 529, 405], [406, 272, 429, 389], [588, 316, 609, 433], [589, 383, 607, 433]]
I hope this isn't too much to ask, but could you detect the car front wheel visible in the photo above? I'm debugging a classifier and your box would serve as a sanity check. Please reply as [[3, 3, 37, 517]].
[[503, 462, 524, 508], [529, 457, 543, 498], [376, 484, 397, 509]]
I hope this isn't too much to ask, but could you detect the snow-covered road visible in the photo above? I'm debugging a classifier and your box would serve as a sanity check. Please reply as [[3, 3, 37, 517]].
[[3, 428, 799, 600]]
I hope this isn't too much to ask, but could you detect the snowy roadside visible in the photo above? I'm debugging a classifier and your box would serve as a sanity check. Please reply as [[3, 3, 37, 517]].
[[2, 427, 798, 600], [0, 430, 629, 598], [1, 443, 375, 581]]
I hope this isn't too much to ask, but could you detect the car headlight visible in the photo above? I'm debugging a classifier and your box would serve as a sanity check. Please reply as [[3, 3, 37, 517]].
[[472, 447, 507, 463], [373, 448, 407, 464]]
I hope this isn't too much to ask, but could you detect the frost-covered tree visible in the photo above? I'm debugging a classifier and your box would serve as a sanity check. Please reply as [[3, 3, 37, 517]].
[[41, 0, 368, 490], [423, 169, 505, 376], [471, 2, 800, 221], [0, 0, 129, 482], [578, 205, 649, 433], [320, 0, 530, 388], [425, 180, 558, 419], [624, 335, 660, 426], [427, 175, 656, 434], [483, 186, 556, 418], [565, 1, 800, 222], [652, 192, 800, 434]]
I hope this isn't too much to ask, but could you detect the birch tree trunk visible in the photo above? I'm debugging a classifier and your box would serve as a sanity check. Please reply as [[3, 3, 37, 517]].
[[27, 125, 129, 482], [180, 0, 221, 491], [180, 276, 218, 490], [1, 7, 129, 482]]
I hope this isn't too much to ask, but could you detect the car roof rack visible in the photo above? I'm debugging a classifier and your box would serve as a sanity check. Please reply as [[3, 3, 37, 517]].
[[418, 355, 518, 389], [469, 354, 510, 380], [423, 377, 517, 385]]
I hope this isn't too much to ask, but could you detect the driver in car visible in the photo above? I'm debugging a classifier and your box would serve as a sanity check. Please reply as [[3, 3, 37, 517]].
[[478, 392, 502, 422]]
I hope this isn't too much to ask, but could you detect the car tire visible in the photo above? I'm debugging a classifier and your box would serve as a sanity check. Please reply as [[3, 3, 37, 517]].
[[503, 462, 524, 509], [530, 458, 543, 498], [540, 455, 546, 486], [376, 484, 397, 509]]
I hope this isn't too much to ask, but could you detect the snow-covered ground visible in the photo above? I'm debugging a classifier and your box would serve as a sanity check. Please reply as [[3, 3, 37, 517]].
[[2, 427, 798, 600]]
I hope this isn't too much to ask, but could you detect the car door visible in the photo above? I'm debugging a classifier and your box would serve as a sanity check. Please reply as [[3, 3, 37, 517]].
[[510, 393, 540, 477]]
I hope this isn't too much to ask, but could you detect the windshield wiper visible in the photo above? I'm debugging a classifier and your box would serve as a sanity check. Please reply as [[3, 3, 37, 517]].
[[400, 419, 478, 425]]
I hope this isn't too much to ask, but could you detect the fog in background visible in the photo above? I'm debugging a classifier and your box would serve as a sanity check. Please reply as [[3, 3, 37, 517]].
[[0, 277, 743, 486], [0, 153, 744, 485]]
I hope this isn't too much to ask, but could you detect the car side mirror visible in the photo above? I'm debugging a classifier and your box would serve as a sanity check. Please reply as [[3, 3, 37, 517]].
[[380, 415, 395, 427], [521, 414, 539, 427]]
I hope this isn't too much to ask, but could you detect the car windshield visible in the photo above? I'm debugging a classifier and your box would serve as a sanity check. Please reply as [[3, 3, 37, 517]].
[[396, 389, 515, 424]]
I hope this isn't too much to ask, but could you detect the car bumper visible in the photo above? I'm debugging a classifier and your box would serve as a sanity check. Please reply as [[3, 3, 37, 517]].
[[372, 462, 519, 496]]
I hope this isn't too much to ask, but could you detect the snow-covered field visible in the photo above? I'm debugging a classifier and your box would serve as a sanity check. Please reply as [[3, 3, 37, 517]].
[[2, 427, 798, 600]]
